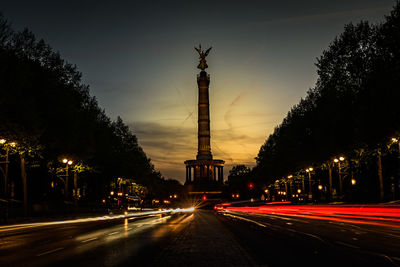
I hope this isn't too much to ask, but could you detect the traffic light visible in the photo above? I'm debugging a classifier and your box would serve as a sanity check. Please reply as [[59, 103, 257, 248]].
[[248, 182, 255, 190]]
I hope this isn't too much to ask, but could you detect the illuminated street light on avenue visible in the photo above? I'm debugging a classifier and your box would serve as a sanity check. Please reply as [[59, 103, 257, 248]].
[[333, 156, 345, 197], [61, 158, 74, 200], [334, 157, 345, 163]]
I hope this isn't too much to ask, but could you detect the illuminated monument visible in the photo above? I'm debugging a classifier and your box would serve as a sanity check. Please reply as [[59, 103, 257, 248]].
[[184, 45, 224, 195]]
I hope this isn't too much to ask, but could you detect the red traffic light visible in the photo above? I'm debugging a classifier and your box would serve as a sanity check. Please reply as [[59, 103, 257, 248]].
[[202, 194, 207, 201], [248, 182, 255, 190]]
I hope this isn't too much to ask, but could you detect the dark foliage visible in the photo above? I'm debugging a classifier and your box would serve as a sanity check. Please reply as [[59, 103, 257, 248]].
[[255, 2, 400, 201], [0, 15, 180, 208]]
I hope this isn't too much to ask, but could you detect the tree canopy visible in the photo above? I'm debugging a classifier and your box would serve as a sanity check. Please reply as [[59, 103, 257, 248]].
[[0, 14, 180, 204], [255, 2, 400, 196]]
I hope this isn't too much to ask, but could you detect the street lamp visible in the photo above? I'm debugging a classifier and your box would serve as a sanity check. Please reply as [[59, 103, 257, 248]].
[[306, 167, 313, 200], [0, 139, 16, 198], [301, 173, 306, 201], [391, 138, 399, 156], [61, 158, 73, 200], [333, 157, 345, 198], [391, 137, 400, 159], [351, 178, 356, 185], [287, 175, 293, 200]]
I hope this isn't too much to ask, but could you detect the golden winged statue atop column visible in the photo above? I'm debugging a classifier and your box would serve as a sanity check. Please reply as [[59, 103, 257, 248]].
[[195, 44, 212, 70]]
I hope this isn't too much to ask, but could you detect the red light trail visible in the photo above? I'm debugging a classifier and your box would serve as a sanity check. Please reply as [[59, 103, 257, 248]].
[[215, 203, 400, 228]]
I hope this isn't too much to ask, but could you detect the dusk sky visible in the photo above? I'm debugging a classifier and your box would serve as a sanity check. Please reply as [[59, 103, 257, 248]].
[[2, 0, 395, 183]]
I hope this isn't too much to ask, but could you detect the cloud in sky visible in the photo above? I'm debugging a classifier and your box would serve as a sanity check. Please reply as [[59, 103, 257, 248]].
[[246, 6, 392, 28], [130, 89, 280, 183]]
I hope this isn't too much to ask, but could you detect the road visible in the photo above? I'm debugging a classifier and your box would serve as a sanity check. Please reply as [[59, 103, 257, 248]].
[[0, 207, 399, 266]]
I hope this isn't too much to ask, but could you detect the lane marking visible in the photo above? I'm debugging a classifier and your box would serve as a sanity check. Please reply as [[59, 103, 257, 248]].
[[365, 252, 400, 266], [108, 231, 119, 236], [335, 241, 360, 249], [286, 228, 327, 244], [223, 213, 270, 228], [81, 237, 98, 243], [392, 256, 400, 262], [36, 247, 64, 257], [226, 211, 329, 245]]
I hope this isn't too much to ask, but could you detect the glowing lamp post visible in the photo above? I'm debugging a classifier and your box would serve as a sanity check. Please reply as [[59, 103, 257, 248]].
[[392, 138, 400, 159], [62, 158, 73, 200], [306, 167, 313, 200], [333, 157, 345, 198], [287, 175, 293, 200], [0, 139, 10, 197]]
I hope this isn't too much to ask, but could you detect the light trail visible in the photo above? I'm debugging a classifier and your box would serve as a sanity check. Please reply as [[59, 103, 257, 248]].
[[0, 207, 195, 232], [215, 203, 400, 228]]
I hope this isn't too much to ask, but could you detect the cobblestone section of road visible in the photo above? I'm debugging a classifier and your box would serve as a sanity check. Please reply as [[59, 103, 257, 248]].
[[152, 210, 264, 267]]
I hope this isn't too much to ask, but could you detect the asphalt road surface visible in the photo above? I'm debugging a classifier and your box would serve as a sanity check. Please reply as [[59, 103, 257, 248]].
[[0, 209, 399, 267]]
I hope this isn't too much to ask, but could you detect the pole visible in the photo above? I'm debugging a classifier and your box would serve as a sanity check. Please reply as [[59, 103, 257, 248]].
[[20, 154, 27, 217], [4, 147, 8, 197], [74, 171, 78, 207], [285, 182, 288, 200], [338, 161, 343, 199], [398, 142, 400, 159], [328, 164, 333, 201], [65, 164, 69, 200], [308, 171, 312, 201], [378, 149, 384, 202], [302, 176, 305, 202]]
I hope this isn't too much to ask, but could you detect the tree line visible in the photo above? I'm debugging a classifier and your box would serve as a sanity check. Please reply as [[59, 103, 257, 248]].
[[253, 2, 400, 202], [0, 14, 181, 216]]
